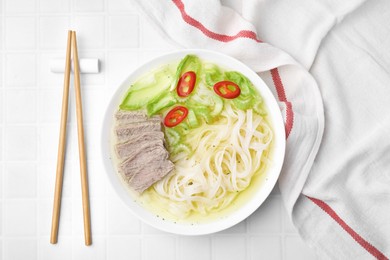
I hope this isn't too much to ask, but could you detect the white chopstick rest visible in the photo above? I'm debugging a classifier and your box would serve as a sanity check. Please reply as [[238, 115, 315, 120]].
[[50, 58, 100, 74]]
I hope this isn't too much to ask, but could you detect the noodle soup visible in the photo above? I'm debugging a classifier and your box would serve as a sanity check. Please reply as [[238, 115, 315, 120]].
[[113, 54, 274, 223]]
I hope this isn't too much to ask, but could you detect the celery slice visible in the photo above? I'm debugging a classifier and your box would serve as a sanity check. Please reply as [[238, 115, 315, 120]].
[[146, 92, 177, 116]]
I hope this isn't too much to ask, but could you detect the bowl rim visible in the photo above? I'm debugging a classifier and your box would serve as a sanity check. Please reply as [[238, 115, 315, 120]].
[[101, 49, 286, 235]]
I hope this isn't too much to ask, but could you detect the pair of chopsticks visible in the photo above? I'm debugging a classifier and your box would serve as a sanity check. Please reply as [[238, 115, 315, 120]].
[[50, 30, 92, 246]]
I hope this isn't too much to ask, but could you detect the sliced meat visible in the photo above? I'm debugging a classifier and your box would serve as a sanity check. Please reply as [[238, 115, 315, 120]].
[[116, 136, 164, 160], [129, 160, 175, 193], [119, 144, 169, 178], [114, 109, 174, 194], [116, 121, 162, 142], [115, 110, 160, 125]]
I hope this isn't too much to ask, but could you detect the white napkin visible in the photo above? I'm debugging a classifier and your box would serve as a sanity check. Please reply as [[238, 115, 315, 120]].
[[135, 0, 390, 258]]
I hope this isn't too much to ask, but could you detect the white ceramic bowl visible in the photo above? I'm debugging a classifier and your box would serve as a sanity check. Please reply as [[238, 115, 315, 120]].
[[101, 49, 285, 235]]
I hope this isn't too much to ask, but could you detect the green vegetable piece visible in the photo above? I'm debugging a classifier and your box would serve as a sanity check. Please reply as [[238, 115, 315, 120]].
[[164, 127, 181, 145], [186, 109, 200, 128], [225, 71, 252, 96], [253, 100, 267, 116], [195, 106, 214, 124], [120, 66, 173, 110], [204, 63, 224, 86], [146, 92, 177, 116], [171, 143, 192, 156], [233, 95, 255, 110]]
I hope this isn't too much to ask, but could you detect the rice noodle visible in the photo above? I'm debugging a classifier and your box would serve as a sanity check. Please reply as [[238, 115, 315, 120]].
[[150, 102, 273, 218]]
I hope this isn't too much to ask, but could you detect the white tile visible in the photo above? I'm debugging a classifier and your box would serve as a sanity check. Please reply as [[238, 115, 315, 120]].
[[74, 0, 104, 12], [218, 219, 246, 234], [5, 16, 36, 50], [0, 127, 3, 160], [143, 236, 176, 260], [39, 16, 70, 50], [38, 53, 66, 86], [109, 15, 139, 48], [107, 197, 141, 235], [72, 16, 105, 49], [107, 51, 139, 89], [38, 124, 62, 161], [178, 236, 211, 260], [285, 236, 318, 260], [38, 123, 76, 162], [39, 0, 70, 13], [5, 126, 37, 160], [108, 0, 139, 13], [72, 198, 106, 236], [0, 23, 3, 49], [83, 160, 108, 198], [73, 236, 106, 260], [38, 88, 62, 123], [5, 162, 37, 198], [107, 236, 142, 260], [5, 89, 36, 123], [140, 16, 177, 50], [249, 236, 282, 260], [0, 202, 2, 235], [213, 236, 246, 260], [78, 124, 101, 160], [4, 200, 37, 236], [38, 199, 72, 236], [4, 238, 37, 260], [142, 223, 170, 235], [38, 236, 72, 260], [5, 0, 36, 13], [0, 55, 2, 84], [247, 196, 282, 233], [5, 53, 36, 86], [37, 161, 72, 199], [82, 88, 106, 125]]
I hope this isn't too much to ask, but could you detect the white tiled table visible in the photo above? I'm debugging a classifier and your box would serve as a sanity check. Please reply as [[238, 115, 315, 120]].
[[0, 0, 318, 259]]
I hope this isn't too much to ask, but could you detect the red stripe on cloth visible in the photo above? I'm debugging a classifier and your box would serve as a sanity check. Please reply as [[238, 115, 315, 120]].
[[172, 0, 262, 43], [307, 196, 388, 260], [270, 68, 294, 138]]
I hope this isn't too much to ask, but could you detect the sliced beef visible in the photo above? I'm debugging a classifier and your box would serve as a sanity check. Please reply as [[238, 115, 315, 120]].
[[119, 144, 169, 177], [115, 132, 165, 160], [114, 109, 174, 193], [116, 121, 161, 142], [129, 160, 174, 193], [115, 110, 160, 125]]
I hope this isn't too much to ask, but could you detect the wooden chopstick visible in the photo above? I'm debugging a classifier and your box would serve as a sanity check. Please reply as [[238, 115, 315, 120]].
[[50, 30, 92, 246], [71, 31, 92, 246], [50, 30, 72, 245]]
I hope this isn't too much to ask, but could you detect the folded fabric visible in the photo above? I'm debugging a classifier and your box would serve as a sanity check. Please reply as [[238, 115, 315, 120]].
[[135, 0, 390, 258]]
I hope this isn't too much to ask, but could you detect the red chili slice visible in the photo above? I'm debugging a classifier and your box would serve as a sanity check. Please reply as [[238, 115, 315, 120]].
[[164, 106, 189, 127], [213, 81, 241, 99], [177, 71, 196, 97]]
